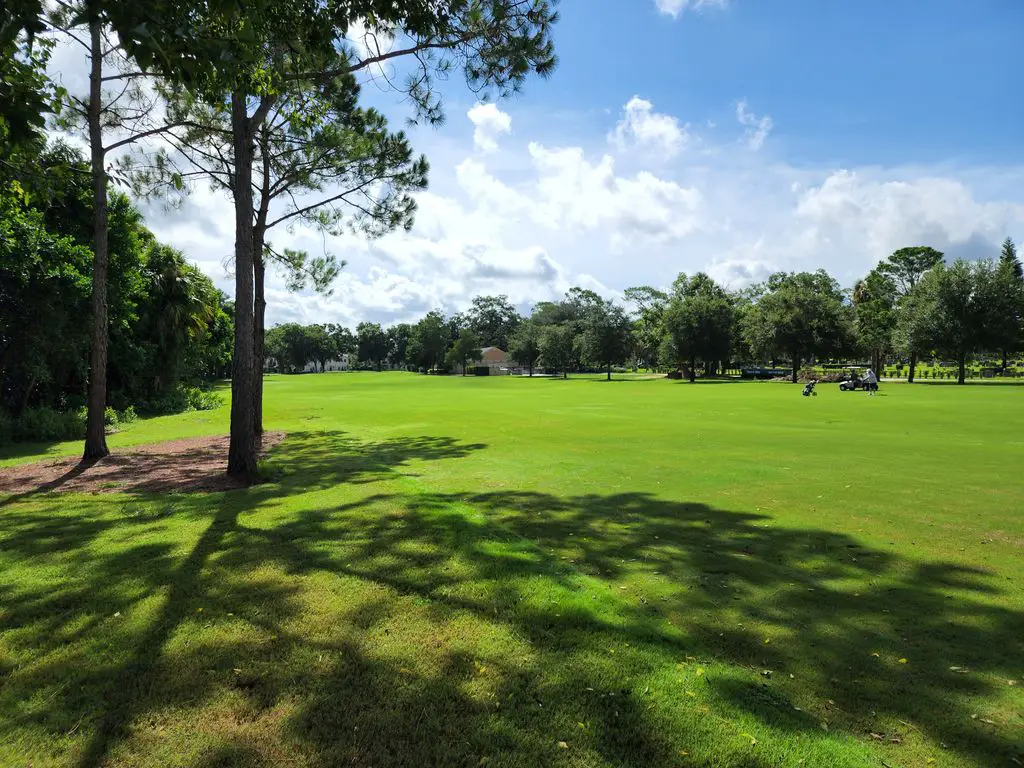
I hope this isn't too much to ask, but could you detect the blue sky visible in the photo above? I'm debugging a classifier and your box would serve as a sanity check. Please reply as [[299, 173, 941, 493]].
[[547, 0, 1024, 167], [86, 0, 1024, 326]]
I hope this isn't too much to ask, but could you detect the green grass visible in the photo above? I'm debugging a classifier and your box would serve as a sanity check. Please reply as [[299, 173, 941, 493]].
[[1, 374, 1022, 768]]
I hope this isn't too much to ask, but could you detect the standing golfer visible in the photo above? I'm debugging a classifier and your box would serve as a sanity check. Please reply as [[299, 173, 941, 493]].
[[864, 368, 879, 395]]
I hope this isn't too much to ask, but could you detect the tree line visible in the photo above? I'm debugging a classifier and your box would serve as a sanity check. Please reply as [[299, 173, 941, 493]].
[[0, 139, 231, 443], [268, 242, 1023, 387]]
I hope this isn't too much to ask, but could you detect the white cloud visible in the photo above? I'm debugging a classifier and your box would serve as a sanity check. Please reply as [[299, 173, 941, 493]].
[[611, 96, 689, 158], [736, 100, 773, 150], [656, 0, 727, 19], [90, 76, 1019, 327], [467, 102, 512, 153]]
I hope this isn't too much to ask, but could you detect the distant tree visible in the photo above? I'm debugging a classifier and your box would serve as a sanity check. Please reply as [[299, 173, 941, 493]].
[[743, 270, 854, 383], [624, 285, 668, 370], [909, 260, 1001, 384], [1001, 237, 1023, 280], [265, 324, 315, 373], [356, 322, 388, 371], [387, 323, 413, 369], [577, 300, 632, 381], [994, 239, 1024, 370], [307, 325, 336, 372], [466, 295, 521, 350], [509, 320, 542, 376], [407, 311, 451, 372], [661, 273, 733, 378], [539, 323, 577, 379], [327, 325, 357, 359], [853, 268, 898, 374], [879, 246, 945, 382], [446, 330, 482, 376]]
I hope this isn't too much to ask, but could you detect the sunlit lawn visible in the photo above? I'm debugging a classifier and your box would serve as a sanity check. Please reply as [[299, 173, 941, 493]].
[[1, 373, 1022, 767]]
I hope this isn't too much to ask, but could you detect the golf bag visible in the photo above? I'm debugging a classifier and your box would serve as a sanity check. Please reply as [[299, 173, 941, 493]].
[[802, 380, 818, 397]]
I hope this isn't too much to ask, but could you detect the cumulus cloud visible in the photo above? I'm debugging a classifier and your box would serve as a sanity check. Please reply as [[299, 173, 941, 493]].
[[736, 100, 773, 150], [611, 96, 689, 157], [123, 87, 1024, 327], [656, 0, 727, 19], [467, 102, 513, 153]]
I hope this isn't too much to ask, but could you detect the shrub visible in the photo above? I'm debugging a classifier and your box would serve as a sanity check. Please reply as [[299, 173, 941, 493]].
[[185, 386, 223, 411], [0, 406, 87, 444], [104, 406, 120, 430], [120, 406, 138, 423], [137, 385, 224, 415]]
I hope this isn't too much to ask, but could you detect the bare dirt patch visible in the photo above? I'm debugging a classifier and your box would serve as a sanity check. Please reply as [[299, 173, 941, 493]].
[[0, 433, 285, 496]]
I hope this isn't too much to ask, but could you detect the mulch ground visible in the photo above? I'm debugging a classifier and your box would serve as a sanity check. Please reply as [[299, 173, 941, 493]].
[[0, 432, 285, 496]]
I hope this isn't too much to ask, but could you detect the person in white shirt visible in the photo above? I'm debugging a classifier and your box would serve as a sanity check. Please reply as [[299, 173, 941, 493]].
[[864, 368, 879, 395]]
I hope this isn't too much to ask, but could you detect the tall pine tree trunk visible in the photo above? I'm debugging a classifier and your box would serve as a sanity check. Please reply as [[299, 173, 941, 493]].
[[252, 249, 265, 435], [226, 92, 258, 477], [83, 13, 110, 462]]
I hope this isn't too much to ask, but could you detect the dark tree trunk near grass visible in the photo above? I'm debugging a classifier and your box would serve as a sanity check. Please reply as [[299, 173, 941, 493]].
[[791, 352, 801, 384], [83, 14, 110, 462], [252, 251, 266, 435], [227, 91, 259, 477], [606, 362, 611, 381], [958, 356, 966, 385], [908, 353, 917, 383]]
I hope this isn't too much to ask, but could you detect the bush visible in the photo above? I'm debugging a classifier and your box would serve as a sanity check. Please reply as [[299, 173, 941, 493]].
[[184, 386, 223, 411], [104, 406, 120, 430], [137, 385, 224, 415], [0, 406, 87, 444], [120, 406, 137, 423]]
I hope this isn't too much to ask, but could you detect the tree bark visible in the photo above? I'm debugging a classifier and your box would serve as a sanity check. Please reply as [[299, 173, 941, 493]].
[[83, 13, 110, 462], [226, 91, 259, 477], [909, 352, 917, 383], [791, 352, 800, 384], [958, 356, 966, 385], [252, 250, 265, 435], [606, 362, 611, 381]]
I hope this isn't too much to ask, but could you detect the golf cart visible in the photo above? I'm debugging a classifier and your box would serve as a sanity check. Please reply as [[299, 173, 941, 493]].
[[839, 368, 877, 392]]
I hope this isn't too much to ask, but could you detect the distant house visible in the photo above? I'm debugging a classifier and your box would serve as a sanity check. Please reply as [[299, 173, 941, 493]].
[[475, 347, 510, 374], [265, 353, 352, 373], [304, 353, 351, 373]]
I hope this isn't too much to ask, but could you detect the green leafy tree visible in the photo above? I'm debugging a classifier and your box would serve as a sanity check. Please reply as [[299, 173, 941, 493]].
[[577, 300, 633, 380], [852, 268, 898, 374], [907, 260, 1001, 384], [879, 246, 944, 382], [661, 273, 733, 379], [539, 323, 577, 379], [446, 330, 483, 376], [509, 320, 542, 376], [45, 2, 184, 460], [624, 285, 668, 371], [994, 238, 1023, 370], [407, 311, 452, 373], [387, 323, 413, 369], [1001, 237, 1023, 281], [743, 270, 854, 383], [356, 322, 389, 371], [139, 0, 558, 475], [466, 294, 521, 350]]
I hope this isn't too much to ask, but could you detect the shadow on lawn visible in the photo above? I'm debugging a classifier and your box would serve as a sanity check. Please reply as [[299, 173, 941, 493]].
[[0, 433, 1021, 767]]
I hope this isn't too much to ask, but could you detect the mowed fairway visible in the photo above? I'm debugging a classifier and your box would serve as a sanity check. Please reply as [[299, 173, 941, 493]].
[[1, 374, 1022, 768]]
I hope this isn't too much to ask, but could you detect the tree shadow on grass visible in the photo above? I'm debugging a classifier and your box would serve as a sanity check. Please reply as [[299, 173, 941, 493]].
[[1, 447, 1021, 767]]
